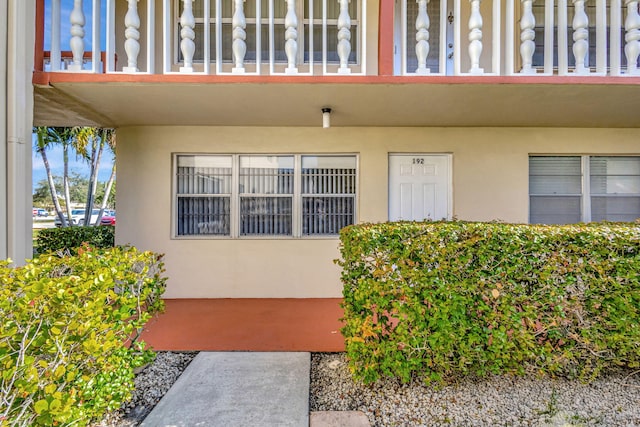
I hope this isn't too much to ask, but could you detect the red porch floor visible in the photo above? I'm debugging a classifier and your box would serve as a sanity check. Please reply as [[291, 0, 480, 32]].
[[140, 298, 346, 352]]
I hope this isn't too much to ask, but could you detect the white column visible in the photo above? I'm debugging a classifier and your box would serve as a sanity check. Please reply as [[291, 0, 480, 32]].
[[7, 0, 35, 263], [68, 0, 85, 71], [91, 0, 100, 73], [0, 1, 7, 259], [123, 0, 141, 73], [468, 0, 484, 74], [415, 0, 431, 74], [106, 0, 116, 72], [285, 0, 298, 74], [232, 0, 247, 73], [610, 0, 622, 75], [146, 0, 155, 73], [180, 0, 196, 72], [625, 0, 640, 74], [572, 0, 589, 74], [520, 0, 536, 74], [337, 0, 352, 74], [51, 0, 61, 71]]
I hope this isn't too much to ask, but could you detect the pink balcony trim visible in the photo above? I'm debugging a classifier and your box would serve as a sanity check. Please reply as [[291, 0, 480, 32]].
[[35, 0, 45, 72], [378, 0, 395, 76]]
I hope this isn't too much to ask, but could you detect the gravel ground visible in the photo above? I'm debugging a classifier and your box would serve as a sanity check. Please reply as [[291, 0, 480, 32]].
[[92, 351, 640, 426], [310, 353, 640, 427]]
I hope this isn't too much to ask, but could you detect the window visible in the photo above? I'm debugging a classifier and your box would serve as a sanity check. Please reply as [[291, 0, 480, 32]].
[[529, 156, 640, 224], [239, 156, 294, 236], [174, 154, 357, 237], [176, 155, 232, 235], [301, 156, 357, 235], [590, 157, 640, 222]]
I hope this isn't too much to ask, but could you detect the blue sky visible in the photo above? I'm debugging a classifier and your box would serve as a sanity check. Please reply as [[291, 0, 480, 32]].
[[34, 1, 111, 190], [32, 134, 115, 188]]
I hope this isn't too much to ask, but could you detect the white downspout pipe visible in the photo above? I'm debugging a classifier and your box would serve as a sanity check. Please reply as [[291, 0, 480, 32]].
[[6, 0, 35, 263], [0, 1, 7, 260]]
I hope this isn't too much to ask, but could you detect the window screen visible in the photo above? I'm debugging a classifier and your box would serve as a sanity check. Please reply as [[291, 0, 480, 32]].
[[239, 156, 294, 236], [301, 156, 356, 235], [176, 155, 232, 236], [175, 153, 357, 237]]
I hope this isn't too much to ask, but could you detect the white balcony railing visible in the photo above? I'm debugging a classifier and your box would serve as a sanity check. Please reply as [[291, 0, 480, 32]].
[[40, 0, 640, 77], [399, 0, 640, 76], [41, 0, 367, 76]]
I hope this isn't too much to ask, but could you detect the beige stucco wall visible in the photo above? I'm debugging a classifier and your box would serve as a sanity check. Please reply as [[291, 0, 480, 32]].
[[116, 126, 640, 298]]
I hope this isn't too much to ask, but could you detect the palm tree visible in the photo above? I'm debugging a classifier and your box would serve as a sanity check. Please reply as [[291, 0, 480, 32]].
[[34, 126, 117, 227], [34, 127, 73, 226], [75, 127, 116, 225]]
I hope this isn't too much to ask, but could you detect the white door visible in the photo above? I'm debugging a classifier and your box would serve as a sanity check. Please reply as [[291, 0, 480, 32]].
[[394, 0, 455, 75], [389, 154, 451, 221]]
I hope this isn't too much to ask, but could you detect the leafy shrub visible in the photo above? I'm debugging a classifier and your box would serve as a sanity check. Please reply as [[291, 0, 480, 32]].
[[0, 246, 166, 426], [338, 221, 640, 384], [35, 226, 114, 255]]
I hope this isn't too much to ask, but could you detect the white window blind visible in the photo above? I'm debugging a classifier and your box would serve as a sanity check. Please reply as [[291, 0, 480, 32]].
[[590, 156, 640, 222], [176, 155, 232, 236], [174, 154, 357, 238], [529, 155, 640, 224], [529, 156, 582, 224]]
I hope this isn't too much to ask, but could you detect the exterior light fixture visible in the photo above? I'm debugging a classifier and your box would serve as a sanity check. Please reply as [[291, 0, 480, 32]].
[[322, 107, 332, 128]]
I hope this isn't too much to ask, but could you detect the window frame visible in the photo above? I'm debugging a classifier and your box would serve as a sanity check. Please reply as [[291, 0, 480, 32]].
[[172, 153, 359, 239], [529, 154, 640, 224]]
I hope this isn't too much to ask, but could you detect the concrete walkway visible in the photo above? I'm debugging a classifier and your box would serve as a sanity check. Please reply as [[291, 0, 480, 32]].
[[141, 352, 310, 427], [140, 352, 371, 427]]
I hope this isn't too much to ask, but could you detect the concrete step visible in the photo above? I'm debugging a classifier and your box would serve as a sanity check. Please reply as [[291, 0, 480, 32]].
[[141, 352, 310, 427], [310, 411, 371, 427]]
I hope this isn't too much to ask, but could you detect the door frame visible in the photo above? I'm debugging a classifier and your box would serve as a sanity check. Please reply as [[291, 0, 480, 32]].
[[388, 153, 453, 221]]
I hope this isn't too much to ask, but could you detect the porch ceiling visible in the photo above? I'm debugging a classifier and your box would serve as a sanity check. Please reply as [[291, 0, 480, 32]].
[[33, 77, 640, 128]]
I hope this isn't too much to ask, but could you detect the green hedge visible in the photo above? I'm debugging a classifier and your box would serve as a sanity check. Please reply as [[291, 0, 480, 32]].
[[0, 246, 166, 426], [338, 221, 640, 384], [35, 226, 115, 255]]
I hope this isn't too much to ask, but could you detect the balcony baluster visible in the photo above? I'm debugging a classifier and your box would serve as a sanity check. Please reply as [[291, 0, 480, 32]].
[[520, 0, 536, 74], [415, 0, 431, 75], [123, 0, 140, 73], [232, 0, 247, 74], [625, 0, 640, 75], [572, 0, 590, 74], [68, 0, 85, 71], [180, 0, 196, 73], [285, 0, 298, 74], [337, 0, 352, 74], [468, 0, 484, 74]]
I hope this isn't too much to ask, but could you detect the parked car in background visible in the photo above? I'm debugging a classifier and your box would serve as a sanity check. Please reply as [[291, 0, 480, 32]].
[[100, 215, 116, 226], [54, 208, 103, 227], [33, 208, 50, 217]]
